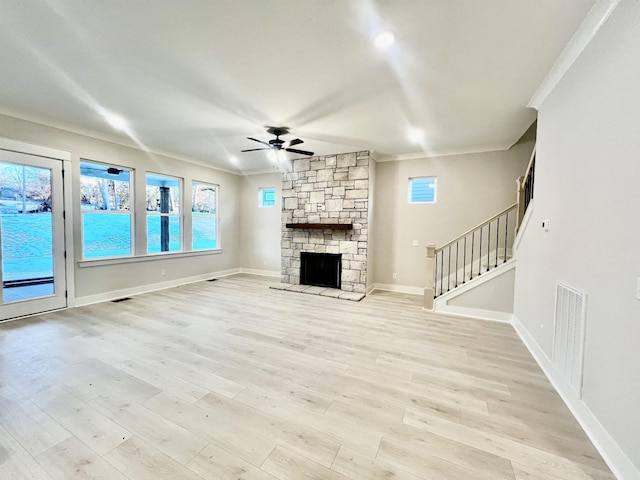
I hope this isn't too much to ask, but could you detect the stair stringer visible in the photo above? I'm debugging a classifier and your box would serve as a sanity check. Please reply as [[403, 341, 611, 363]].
[[433, 259, 516, 323]]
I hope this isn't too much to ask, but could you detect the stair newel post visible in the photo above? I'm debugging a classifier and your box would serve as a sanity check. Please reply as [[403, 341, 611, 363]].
[[424, 243, 436, 310]]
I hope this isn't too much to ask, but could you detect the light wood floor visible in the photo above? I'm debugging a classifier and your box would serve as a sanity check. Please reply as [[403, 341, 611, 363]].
[[0, 274, 615, 479]]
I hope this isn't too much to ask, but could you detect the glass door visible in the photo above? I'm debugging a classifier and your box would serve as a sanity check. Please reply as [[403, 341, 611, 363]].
[[0, 150, 66, 321]]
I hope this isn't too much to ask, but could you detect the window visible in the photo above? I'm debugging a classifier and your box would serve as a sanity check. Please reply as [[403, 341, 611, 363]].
[[192, 181, 218, 250], [408, 176, 437, 204], [146, 173, 181, 253], [259, 187, 276, 207], [80, 161, 132, 258]]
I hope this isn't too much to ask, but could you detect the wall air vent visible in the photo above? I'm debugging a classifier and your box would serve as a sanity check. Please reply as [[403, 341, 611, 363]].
[[553, 282, 587, 398]]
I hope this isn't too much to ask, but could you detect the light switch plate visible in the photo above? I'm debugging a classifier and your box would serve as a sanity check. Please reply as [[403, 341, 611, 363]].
[[542, 219, 550, 231], [412, 240, 419, 246]]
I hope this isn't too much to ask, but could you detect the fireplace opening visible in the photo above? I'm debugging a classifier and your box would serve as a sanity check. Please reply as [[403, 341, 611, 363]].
[[300, 252, 341, 289]]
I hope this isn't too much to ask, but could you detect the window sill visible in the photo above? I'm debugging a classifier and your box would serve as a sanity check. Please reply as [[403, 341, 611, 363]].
[[78, 249, 223, 268]]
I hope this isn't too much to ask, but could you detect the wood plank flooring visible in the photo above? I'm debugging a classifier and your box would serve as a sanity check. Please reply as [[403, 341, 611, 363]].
[[0, 274, 615, 479]]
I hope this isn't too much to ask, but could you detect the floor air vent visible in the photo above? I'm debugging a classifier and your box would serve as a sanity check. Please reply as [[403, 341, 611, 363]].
[[111, 297, 132, 303], [553, 282, 587, 398]]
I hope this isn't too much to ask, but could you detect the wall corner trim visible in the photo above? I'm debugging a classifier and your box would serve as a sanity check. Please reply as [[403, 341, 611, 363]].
[[528, 0, 622, 110], [370, 283, 424, 296], [238, 268, 280, 277], [512, 315, 640, 480], [432, 306, 512, 323]]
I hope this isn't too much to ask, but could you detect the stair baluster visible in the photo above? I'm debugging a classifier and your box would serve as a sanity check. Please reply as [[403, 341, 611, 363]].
[[426, 203, 517, 305]]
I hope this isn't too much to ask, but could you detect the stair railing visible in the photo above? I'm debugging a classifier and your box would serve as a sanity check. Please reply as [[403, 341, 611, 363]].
[[424, 203, 517, 310], [516, 146, 536, 232]]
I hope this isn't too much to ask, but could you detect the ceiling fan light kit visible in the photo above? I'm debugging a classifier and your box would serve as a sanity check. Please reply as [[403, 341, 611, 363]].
[[241, 126, 314, 158]]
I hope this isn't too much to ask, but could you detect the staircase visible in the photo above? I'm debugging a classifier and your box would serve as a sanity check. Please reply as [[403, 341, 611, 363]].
[[425, 204, 516, 303], [423, 147, 536, 313]]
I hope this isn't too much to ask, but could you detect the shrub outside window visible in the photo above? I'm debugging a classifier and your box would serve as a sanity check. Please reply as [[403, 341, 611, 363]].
[[146, 173, 181, 253], [192, 181, 218, 250], [80, 161, 132, 259], [408, 176, 437, 204], [259, 187, 276, 207]]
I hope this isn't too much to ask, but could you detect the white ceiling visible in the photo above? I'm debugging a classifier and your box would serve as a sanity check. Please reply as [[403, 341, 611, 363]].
[[0, 1, 596, 174]]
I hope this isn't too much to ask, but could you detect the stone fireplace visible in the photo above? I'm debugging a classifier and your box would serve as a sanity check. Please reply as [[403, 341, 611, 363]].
[[281, 151, 371, 294]]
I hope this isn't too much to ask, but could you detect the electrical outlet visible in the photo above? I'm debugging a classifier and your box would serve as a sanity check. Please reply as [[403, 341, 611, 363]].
[[392, 273, 397, 279], [161, 269, 166, 276]]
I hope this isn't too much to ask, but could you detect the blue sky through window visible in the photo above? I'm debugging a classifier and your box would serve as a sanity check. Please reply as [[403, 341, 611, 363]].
[[409, 177, 437, 203], [260, 187, 276, 207]]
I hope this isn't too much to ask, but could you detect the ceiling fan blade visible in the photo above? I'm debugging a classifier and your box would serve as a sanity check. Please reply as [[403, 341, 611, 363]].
[[285, 148, 314, 156], [288, 138, 303, 147], [241, 148, 270, 152], [246, 137, 271, 147]]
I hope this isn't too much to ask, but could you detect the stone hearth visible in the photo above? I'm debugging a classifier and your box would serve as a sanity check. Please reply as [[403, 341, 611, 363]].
[[281, 151, 371, 294]]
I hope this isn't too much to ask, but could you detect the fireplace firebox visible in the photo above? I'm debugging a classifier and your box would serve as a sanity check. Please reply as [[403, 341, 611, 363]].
[[300, 252, 341, 289]]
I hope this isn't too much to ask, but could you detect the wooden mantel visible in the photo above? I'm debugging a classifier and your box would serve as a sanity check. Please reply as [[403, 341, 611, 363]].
[[285, 223, 352, 230]]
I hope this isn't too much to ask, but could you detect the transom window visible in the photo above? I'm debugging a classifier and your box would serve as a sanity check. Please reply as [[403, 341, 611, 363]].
[[146, 173, 181, 253], [259, 187, 276, 207], [408, 176, 437, 204], [80, 161, 132, 259], [192, 181, 218, 250]]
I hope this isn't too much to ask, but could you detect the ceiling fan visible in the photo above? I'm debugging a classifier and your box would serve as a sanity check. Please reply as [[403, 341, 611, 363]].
[[241, 126, 314, 156]]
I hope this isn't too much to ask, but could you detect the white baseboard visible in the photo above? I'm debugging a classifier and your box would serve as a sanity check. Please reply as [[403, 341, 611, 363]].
[[74, 268, 241, 307], [370, 283, 423, 296], [512, 315, 640, 480], [432, 305, 513, 323], [238, 268, 280, 277]]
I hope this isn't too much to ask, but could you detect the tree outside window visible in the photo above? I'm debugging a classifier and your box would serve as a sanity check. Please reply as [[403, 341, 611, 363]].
[[146, 173, 181, 253], [192, 181, 218, 250], [80, 161, 132, 258]]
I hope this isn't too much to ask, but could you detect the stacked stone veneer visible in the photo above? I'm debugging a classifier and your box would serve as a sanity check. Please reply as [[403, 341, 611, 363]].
[[281, 151, 370, 294]]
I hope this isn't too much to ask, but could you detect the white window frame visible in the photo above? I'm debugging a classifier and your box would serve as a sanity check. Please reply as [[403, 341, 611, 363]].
[[408, 176, 437, 204], [258, 187, 276, 208], [79, 159, 134, 259]]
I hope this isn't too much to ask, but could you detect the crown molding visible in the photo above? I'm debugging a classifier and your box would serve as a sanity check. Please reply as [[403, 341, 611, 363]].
[[377, 143, 512, 162], [0, 107, 241, 176], [528, 0, 622, 110]]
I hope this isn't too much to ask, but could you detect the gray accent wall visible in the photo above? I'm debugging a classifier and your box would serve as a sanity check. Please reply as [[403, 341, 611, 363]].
[[513, 1, 640, 474]]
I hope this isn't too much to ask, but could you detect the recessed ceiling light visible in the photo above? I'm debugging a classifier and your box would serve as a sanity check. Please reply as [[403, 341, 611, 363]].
[[374, 31, 395, 49], [408, 128, 424, 143], [105, 113, 127, 131], [229, 156, 238, 164]]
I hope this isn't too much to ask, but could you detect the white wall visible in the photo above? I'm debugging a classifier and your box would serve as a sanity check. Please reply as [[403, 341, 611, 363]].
[[447, 266, 515, 313], [372, 145, 532, 289], [239, 172, 281, 274], [0, 114, 241, 302], [513, 1, 640, 476]]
